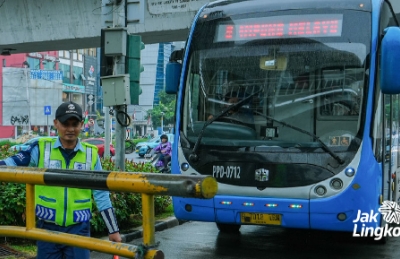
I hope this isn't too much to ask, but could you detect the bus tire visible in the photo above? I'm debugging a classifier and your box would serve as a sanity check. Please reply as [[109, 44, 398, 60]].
[[371, 235, 387, 245], [216, 223, 241, 233]]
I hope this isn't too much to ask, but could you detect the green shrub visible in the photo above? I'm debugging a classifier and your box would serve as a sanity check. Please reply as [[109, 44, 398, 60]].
[[91, 158, 170, 235], [0, 140, 15, 151], [0, 147, 172, 236], [0, 182, 26, 226]]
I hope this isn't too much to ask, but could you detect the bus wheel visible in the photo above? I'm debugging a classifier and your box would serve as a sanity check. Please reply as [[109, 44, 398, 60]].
[[371, 235, 387, 245], [216, 223, 241, 233]]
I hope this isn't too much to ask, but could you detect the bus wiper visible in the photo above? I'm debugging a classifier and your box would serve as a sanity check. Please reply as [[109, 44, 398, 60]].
[[254, 111, 345, 165], [189, 91, 261, 162]]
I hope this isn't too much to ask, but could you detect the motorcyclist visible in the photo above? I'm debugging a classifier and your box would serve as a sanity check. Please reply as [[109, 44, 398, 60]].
[[153, 134, 172, 172]]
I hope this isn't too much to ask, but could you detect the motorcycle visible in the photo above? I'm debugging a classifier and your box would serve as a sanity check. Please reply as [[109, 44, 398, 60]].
[[145, 146, 171, 173]]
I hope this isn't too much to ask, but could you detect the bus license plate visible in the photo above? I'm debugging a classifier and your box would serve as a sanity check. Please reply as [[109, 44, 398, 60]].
[[240, 213, 281, 225]]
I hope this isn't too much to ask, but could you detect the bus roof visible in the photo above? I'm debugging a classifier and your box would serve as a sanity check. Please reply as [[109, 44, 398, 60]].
[[203, 0, 372, 17]]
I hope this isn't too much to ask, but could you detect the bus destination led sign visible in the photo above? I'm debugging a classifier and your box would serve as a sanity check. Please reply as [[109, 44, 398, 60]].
[[214, 14, 343, 42]]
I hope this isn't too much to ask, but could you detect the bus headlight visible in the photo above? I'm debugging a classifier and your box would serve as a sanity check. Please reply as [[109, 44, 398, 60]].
[[181, 163, 190, 171], [344, 167, 355, 177], [330, 178, 343, 190], [337, 213, 347, 221], [315, 185, 327, 196]]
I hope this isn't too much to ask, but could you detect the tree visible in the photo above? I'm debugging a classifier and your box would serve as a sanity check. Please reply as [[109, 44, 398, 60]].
[[147, 91, 176, 130]]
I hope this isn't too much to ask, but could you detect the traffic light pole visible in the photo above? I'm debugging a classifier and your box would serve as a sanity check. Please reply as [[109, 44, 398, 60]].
[[113, 1, 126, 171], [101, 1, 143, 171], [101, 0, 111, 161], [113, 73, 126, 171]]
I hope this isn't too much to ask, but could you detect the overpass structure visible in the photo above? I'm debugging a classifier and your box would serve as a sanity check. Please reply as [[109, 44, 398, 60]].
[[2, 0, 400, 54], [0, 0, 213, 54]]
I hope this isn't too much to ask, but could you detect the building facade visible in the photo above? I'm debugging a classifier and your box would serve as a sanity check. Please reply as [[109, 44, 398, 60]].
[[0, 51, 61, 138], [58, 49, 99, 119], [0, 43, 182, 139]]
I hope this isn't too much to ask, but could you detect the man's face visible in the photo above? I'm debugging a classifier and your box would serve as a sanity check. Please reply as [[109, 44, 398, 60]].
[[224, 97, 240, 113], [54, 118, 83, 142], [227, 97, 239, 104]]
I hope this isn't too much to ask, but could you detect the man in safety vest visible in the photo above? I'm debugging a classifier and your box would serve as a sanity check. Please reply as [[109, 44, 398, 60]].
[[0, 101, 121, 259]]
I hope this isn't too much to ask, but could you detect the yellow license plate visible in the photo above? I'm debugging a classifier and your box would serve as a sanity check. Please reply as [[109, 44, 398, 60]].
[[240, 213, 281, 225]]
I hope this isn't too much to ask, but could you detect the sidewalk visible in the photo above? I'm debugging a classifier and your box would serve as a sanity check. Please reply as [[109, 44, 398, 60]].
[[90, 216, 181, 259]]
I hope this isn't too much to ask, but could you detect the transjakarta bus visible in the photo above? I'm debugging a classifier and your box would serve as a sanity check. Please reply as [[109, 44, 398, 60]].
[[166, 0, 400, 235]]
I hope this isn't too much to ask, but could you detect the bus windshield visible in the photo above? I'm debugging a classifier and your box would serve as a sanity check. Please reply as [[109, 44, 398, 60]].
[[183, 9, 370, 150]]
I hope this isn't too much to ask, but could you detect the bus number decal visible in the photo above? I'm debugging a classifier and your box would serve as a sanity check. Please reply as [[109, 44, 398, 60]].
[[212, 166, 241, 179]]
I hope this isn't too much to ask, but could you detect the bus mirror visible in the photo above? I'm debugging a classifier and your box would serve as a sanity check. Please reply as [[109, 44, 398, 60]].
[[166, 61, 182, 94], [170, 49, 184, 62], [259, 55, 287, 71], [380, 27, 400, 94]]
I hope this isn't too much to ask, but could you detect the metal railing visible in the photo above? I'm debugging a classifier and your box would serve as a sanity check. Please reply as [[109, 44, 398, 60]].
[[0, 166, 218, 259]]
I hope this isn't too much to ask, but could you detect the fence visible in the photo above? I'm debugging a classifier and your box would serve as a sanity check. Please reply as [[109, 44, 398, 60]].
[[0, 166, 218, 259]]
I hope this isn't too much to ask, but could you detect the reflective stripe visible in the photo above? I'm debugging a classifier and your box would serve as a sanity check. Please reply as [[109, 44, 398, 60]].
[[108, 208, 119, 232], [73, 209, 91, 223], [86, 147, 92, 170], [44, 142, 51, 168], [36, 205, 56, 221], [100, 207, 119, 234], [100, 209, 113, 233]]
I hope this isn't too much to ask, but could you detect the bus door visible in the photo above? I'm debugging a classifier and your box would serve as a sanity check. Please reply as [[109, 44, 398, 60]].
[[384, 94, 400, 204]]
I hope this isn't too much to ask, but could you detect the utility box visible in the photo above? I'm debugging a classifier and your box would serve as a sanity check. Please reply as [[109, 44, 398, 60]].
[[101, 75, 131, 106], [103, 28, 127, 56]]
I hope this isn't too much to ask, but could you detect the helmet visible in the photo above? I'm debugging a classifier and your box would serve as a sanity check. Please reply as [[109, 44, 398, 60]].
[[160, 134, 168, 141]]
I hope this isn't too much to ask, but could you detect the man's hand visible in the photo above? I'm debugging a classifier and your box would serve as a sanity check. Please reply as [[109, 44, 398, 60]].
[[109, 232, 122, 242]]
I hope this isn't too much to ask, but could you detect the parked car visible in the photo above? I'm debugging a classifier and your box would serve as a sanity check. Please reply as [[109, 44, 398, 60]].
[[138, 134, 174, 157], [8, 136, 57, 152], [81, 138, 115, 157]]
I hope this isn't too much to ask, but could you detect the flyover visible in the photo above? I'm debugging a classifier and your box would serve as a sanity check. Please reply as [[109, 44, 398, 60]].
[[0, 0, 213, 54], [2, 0, 400, 54]]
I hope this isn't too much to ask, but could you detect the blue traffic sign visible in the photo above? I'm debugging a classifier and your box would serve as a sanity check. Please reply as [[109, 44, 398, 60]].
[[44, 106, 51, 115]]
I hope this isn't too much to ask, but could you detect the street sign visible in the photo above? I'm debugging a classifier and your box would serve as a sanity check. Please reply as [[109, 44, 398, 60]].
[[44, 106, 51, 115]]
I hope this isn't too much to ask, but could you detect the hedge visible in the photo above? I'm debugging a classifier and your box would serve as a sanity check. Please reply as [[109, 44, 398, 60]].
[[0, 143, 171, 235]]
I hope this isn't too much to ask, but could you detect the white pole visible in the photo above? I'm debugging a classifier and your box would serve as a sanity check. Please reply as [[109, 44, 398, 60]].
[[24, 66, 31, 134], [47, 115, 50, 136], [104, 107, 111, 158], [161, 112, 164, 134], [110, 116, 113, 141]]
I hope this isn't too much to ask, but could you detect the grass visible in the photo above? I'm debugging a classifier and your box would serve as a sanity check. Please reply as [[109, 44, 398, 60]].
[[7, 244, 36, 259], [0, 238, 36, 259], [156, 203, 174, 219]]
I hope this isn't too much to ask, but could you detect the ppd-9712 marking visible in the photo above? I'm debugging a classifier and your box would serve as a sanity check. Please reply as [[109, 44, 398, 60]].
[[213, 166, 241, 179]]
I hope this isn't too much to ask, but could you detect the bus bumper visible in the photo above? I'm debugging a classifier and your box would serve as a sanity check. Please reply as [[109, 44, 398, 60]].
[[173, 196, 310, 228]]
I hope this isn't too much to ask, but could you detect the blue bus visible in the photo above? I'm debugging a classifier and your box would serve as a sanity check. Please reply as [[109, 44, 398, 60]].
[[166, 0, 400, 237]]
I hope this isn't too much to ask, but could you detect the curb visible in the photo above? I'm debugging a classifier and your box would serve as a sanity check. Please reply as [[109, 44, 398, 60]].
[[100, 216, 180, 243]]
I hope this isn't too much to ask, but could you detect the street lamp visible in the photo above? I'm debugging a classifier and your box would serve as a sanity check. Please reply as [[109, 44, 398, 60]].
[[160, 112, 164, 134]]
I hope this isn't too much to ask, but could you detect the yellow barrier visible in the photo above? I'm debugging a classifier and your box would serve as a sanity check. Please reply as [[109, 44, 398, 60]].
[[0, 166, 218, 259]]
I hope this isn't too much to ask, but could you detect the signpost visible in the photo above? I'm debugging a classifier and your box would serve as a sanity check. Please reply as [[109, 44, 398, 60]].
[[44, 106, 51, 136]]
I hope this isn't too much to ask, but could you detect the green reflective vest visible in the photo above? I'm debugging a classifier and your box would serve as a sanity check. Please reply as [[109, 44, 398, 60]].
[[35, 137, 98, 227]]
